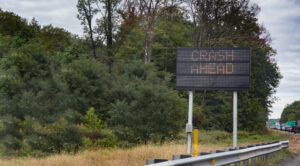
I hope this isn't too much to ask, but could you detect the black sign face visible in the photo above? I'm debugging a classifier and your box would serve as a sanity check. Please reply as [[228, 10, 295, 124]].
[[176, 47, 251, 90]]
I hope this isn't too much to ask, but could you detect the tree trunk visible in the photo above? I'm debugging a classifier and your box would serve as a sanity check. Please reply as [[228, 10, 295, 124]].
[[144, 28, 154, 64], [88, 23, 97, 59], [106, 0, 113, 72], [144, 15, 156, 64], [144, 23, 150, 64], [82, 1, 97, 59]]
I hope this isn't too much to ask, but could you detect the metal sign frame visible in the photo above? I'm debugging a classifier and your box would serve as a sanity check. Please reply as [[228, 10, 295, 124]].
[[177, 47, 251, 154]]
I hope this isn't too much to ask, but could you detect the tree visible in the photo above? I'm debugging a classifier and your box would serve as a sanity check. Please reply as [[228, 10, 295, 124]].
[[63, 58, 111, 120], [185, 0, 281, 131], [139, 0, 163, 64], [114, 25, 145, 61], [0, 41, 82, 155], [187, 0, 261, 47], [152, 5, 192, 73], [0, 9, 37, 42], [36, 25, 72, 53], [120, 0, 165, 64], [94, 0, 120, 72], [109, 61, 186, 143], [119, 1, 186, 64], [77, 0, 98, 59], [281, 101, 300, 123]]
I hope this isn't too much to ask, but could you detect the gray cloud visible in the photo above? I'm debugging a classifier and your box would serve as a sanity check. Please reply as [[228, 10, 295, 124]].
[[0, 0, 83, 35], [257, 0, 300, 118]]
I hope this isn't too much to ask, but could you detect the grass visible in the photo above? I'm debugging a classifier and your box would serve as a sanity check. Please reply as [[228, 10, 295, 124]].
[[256, 149, 295, 166], [254, 130, 300, 166], [0, 129, 292, 166], [194, 129, 290, 145], [285, 133, 300, 153]]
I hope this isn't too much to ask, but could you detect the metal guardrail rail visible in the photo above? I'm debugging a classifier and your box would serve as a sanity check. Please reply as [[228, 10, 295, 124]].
[[146, 140, 289, 166]]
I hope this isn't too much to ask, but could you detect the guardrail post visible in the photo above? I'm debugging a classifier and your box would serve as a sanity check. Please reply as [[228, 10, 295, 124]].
[[269, 152, 273, 159], [199, 152, 210, 156], [273, 151, 277, 157], [270, 152, 275, 159], [210, 150, 216, 154], [146, 159, 168, 165], [257, 155, 262, 162], [243, 159, 249, 166], [251, 157, 256, 166], [234, 161, 240, 166], [172, 154, 192, 160]]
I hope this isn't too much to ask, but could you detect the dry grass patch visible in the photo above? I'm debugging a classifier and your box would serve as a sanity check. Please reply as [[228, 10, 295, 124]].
[[273, 130, 300, 153], [0, 143, 246, 166], [0, 130, 291, 166], [288, 134, 300, 153]]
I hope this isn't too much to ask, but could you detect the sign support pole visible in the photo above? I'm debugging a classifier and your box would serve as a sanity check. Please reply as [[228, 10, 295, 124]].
[[187, 91, 193, 154], [233, 91, 237, 149]]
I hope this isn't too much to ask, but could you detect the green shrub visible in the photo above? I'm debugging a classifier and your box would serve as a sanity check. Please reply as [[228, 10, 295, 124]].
[[81, 108, 117, 148], [63, 58, 110, 119], [109, 61, 186, 144], [84, 107, 102, 130]]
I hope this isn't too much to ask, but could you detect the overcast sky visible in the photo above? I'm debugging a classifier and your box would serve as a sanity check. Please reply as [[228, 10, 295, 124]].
[[1, 0, 299, 119], [255, 0, 300, 119]]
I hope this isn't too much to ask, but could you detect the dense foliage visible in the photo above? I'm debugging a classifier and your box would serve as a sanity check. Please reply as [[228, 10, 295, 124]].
[[109, 61, 186, 144], [280, 101, 300, 123], [0, 0, 281, 156]]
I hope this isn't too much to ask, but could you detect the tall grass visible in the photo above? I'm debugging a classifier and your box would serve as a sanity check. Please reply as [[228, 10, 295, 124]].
[[0, 130, 291, 166], [177, 129, 290, 145]]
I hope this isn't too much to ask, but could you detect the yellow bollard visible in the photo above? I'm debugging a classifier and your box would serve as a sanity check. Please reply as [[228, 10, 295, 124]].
[[211, 159, 215, 165], [193, 129, 198, 156]]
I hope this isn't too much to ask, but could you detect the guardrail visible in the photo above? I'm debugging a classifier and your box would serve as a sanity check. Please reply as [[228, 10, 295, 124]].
[[146, 140, 289, 166]]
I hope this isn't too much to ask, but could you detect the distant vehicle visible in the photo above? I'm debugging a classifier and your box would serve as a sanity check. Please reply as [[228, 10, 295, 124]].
[[285, 127, 291, 132], [276, 124, 280, 130], [291, 126, 296, 133], [293, 126, 300, 133]]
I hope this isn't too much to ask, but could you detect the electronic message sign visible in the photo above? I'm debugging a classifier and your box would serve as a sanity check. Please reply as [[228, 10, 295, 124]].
[[176, 47, 251, 90]]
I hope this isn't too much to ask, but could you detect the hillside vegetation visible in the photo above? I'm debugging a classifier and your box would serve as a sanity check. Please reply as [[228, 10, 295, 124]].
[[280, 101, 300, 123], [0, 0, 281, 157]]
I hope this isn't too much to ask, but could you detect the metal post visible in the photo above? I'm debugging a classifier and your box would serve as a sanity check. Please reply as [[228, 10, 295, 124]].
[[234, 162, 240, 166], [251, 157, 256, 166], [243, 159, 249, 166], [186, 91, 193, 154], [258, 155, 262, 162], [194, 129, 198, 156], [233, 91, 238, 148]]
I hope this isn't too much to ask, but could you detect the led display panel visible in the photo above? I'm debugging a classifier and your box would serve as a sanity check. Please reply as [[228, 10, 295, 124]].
[[176, 47, 251, 90]]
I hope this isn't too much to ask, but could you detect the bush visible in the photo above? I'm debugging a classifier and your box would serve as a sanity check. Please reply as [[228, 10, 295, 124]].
[[81, 108, 117, 148], [63, 58, 110, 119], [109, 61, 186, 144], [84, 107, 102, 130]]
